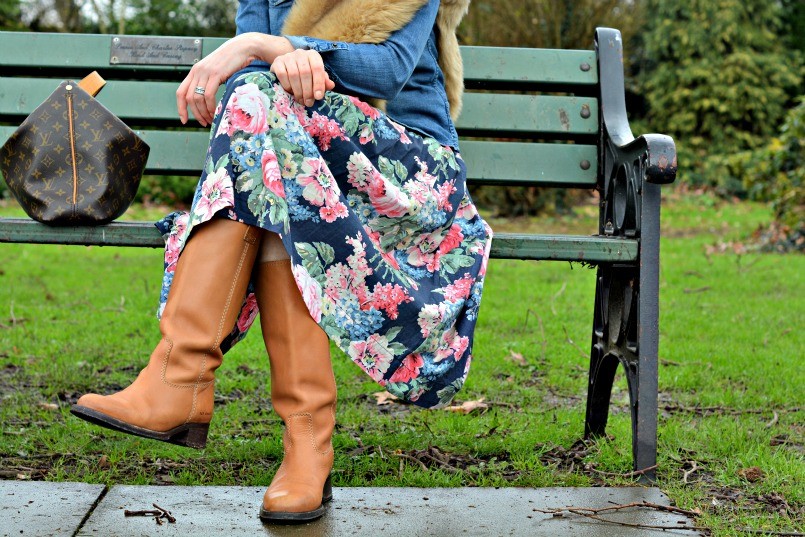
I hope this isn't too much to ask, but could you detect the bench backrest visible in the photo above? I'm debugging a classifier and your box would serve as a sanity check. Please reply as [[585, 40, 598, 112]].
[[0, 32, 600, 190]]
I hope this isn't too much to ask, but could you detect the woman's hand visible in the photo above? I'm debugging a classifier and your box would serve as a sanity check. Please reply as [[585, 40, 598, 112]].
[[177, 33, 294, 126], [270, 49, 336, 108]]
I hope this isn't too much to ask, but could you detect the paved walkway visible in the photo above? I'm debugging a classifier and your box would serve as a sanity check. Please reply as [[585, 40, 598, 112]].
[[1, 481, 701, 536]]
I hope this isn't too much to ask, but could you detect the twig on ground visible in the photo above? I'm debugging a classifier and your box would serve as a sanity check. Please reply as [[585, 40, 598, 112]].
[[737, 531, 805, 536], [420, 451, 461, 474], [663, 404, 800, 417], [683, 461, 700, 484], [392, 453, 428, 472], [561, 325, 588, 359], [124, 504, 175, 524], [550, 283, 567, 316], [590, 464, 658, 479], [533, 501, 706, 533], [683, 286, 711, 294], [152, 503, 176, 523], [765, 411, 779, 428], [537, 313, 547, 361], [124, 509, 162, 517]]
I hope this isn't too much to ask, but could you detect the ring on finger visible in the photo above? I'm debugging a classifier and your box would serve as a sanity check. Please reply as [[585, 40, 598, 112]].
[[194, 86, 206, 95]]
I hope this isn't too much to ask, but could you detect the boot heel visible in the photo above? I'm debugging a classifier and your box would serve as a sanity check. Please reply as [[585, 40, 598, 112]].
[[322, 474, 333, 503], [171, 424, 209, 449]]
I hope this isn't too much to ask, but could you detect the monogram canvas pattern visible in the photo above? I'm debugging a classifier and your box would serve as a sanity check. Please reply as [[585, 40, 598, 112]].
[[0, 81, 149, 225]]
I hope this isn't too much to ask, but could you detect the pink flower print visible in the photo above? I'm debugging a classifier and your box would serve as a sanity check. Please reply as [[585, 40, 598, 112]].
[[320, 201, 348, 223], [261, 150, 285, 198], [164, 212, 189, 272], [348, 334, 393, 382], [389, 120, 412, 144], [236, 292, 259, 333], [365, 230, 401, 270], [227, 83, 272, 135], [437, 224, 464, 256], [272, 88, 294, 118], [346, 235, 373, 277], [349, 96, 381, 119], [359, 123, 375, 144], [406, 230, 444, 271], [367, 283, 412, 319], [346, 152, 374, 189], [417, 303, 445, 338], [442, 274, 475, 303], [367, 174, 411, 218], [292, 263, 323, 322], [436, 180, 457, 211], [324, 263, 351, 301], [194, 168, 235, 220], [414, 157, 437, 187], [434, 328, 468, 363], [305, 112, 346, 151], [297, 159, 339, 207], [389, 353, 424, 383]]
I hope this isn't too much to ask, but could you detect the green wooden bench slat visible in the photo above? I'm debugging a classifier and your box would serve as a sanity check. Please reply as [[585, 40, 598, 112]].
[[459, 141, 597, 186], [461, 46, 597, 85], [0, 126, 596, 186], [0, 77, 598, 136], [0, 32, 597, 87], [0, 219, 637, 262], [0, 126, 597, 186], [0, 32, 224, 73]]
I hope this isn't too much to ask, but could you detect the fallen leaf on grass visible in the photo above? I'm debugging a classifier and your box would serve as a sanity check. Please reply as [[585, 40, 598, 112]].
[[507, 352, 527, 366], [445, 398, 489, 414], [737, 466, 765, 483], [373, 391, 400, 405]]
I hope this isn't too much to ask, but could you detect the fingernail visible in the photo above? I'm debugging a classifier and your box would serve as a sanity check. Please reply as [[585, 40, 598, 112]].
[[315, 91, 323, 99], [305, 99, 314, 107]]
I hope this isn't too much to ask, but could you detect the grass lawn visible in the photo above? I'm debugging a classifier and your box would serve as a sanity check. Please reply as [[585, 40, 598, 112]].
[[1, 192, 802, 536]]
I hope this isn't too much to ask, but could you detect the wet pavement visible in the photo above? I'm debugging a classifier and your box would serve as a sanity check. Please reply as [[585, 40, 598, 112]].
[[0, 481, 702, 537]]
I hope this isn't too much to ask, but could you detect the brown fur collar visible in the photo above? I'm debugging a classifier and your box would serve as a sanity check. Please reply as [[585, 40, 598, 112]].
[[281, 0, 471, 120]]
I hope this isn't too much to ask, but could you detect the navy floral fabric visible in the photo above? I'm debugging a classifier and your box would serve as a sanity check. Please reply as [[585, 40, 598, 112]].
[[156, 68, 492, 408]]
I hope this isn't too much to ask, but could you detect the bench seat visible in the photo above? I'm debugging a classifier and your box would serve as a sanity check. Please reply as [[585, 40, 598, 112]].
[[0, 218, 638, 262]]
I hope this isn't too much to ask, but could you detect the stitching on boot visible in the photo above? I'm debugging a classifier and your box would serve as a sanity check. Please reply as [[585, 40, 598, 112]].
[[186, 235, 253, 423], [287, 412, 331, 456], [160, 338, 194, 390]]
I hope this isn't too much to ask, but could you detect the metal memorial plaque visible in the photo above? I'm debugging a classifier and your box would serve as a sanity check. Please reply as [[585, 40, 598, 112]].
[[110, 36, 202, 66]]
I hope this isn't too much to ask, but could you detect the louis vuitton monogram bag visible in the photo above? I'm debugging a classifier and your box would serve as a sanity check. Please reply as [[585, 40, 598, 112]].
[[0, 72, 149, 225]]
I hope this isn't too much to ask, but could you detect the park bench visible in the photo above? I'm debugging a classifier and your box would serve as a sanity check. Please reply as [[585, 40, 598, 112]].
[[0, 28, 676, 480]]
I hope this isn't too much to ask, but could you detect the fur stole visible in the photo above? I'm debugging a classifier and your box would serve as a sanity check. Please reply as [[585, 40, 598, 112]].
[[281, 0, 470, 120]]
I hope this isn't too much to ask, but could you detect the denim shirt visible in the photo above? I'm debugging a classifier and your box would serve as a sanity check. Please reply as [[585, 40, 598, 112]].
[[235, 0, 459, 149]]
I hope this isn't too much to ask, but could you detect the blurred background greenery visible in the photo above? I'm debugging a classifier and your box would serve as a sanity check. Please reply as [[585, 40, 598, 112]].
[[0, 0, 803, 236]]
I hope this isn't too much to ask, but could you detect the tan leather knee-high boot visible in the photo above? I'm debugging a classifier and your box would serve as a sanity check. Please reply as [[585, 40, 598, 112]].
[[71, 219, 261, 448], [255, 259, 336, 522]]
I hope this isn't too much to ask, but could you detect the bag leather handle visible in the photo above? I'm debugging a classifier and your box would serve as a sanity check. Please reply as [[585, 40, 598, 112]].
[[78, 71, 106, 97]]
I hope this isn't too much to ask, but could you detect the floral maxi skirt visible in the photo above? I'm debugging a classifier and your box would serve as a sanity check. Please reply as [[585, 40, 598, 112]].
[[156, 68, 493, 409]]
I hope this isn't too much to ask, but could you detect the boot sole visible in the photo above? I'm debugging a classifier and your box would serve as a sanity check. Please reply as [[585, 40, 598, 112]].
[[259, 475, 333, 523], [70, 405, 209, 449]]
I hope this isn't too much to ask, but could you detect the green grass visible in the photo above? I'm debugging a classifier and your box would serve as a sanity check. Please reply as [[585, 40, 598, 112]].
[[1, 193, 803, 536]]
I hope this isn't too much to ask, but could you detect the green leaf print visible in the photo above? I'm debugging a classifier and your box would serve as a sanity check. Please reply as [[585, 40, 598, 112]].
[[385, 326, 402, 342], [214, 154, 229, 173], [436, 379, 464, 406], [393, 159, 409, 183], [235, 169, 260, 193], [313, 242, 335, 266], [268, 199, 289, 232], [295, 242, 324, 278], [439, 251, 476, 275]]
